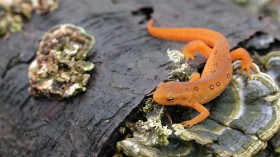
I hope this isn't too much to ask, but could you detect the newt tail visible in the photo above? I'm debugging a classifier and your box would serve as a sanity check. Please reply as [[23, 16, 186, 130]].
[[147, 19, 257, 127]]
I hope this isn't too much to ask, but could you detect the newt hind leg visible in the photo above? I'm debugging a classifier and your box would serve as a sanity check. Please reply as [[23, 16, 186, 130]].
[[189, 72, 201, 82], [230, 48, 257, 76], [181, 102, 210, 127], [182, 40, 212, 61]]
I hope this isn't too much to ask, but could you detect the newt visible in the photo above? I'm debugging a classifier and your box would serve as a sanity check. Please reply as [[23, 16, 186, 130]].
[[147, 19, 257, 127]]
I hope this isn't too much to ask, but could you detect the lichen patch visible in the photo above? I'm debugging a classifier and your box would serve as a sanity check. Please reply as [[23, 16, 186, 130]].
[[28, 24, 95, 99]]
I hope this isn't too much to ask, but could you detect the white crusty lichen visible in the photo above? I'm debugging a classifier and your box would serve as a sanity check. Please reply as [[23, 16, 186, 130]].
[[167, 63, 189, 79], [167, 49, 185, 64], [65, 83, 85, 97], [133, 115, 172, 146], [166, 49, 196, 82]]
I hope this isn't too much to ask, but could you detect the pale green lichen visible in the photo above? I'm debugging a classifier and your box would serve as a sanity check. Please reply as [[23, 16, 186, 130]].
[[142, 98, 154, 113], [117, 138, 168, 157], [0, 0, 59, 36], [28, 24, 95, 98], [133, 115, 172, 146], [276, 147, 280, 153], [0, 5, 24, 36], [31, 0, 59, 14]]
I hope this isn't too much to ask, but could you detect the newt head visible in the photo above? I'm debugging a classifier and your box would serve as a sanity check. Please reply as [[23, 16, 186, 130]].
[[153, 81, 191, 106]]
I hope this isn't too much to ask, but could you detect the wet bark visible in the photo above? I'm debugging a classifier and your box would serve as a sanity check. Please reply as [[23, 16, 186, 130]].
[[0, 0, 275, 156]]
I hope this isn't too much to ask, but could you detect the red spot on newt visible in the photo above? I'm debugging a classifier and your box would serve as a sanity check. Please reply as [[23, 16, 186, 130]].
[[216, 82, 220, 87], [147, 19, 257, 127], [227, 73, 231, 78]]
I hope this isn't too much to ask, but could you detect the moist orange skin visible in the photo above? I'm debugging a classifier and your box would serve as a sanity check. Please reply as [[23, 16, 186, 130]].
[[147, 19, 257, 127]]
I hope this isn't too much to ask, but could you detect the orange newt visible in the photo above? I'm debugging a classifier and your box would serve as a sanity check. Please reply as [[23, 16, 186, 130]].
[[147, 19, 257, 127]]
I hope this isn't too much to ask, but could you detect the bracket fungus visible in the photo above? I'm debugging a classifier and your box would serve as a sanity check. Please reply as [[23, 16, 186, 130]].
[[28, 24, 95, 99], [116, 50, 280, 157], [264, 51, 280, 87]]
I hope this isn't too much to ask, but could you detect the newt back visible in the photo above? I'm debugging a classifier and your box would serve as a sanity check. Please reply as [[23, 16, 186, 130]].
[[147, 19, 232, 105], [147, 19, 256, 126]]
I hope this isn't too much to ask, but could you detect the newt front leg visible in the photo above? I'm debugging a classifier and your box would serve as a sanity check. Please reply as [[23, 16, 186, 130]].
[[181, 102, 210, 127]]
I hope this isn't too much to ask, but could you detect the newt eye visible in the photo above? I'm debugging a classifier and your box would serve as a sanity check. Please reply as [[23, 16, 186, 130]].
[[167, 97, 174, 102]]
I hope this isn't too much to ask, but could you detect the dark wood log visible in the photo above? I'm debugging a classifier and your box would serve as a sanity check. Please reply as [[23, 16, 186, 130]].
[[0, 0, 275, 156]]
